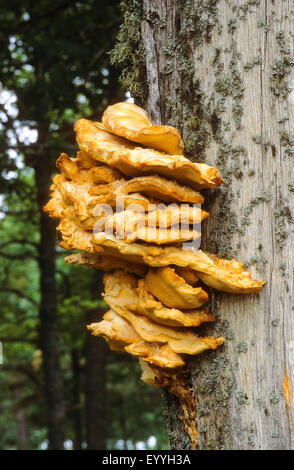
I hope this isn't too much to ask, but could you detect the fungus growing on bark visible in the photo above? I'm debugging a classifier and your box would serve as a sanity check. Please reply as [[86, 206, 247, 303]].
[[102, 101, 184, 155], [74, 115, 223, 188], [44, 101, 265, 388]]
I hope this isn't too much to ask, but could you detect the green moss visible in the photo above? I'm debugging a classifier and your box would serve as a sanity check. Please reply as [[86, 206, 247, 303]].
[[243, 254, 268, 272], [205, 439, 226, 450], [181, 0, 220, 45], [230, 1, 260, 22], [198, 424, 207, 433], [257, 18, 266, 28], [180, 79, 212, 159], [163, 60, 174, 75], [252, 134, 262, 144], [205, 141, 249, 258], [236, 390, 248, 404], [230, 56, 245, 129], [162, 36, 177, 56], [193, 349, 234, 448], [269, 393, 280, 404], [237, 342, 248, 353], [279, 263, 287, 276], [156, 1, 221, 159], [244, 56, 262, 71], [159, 17, 167, 29], [243, 425, 256, 447], [214, 53, 245, 129], [257, 18, 270, 32], [228, 18, 237, 34], [197, 403, 211, 417], [110, 0, 147, 104], [274, 204, 293, 248], [278, 116, 289, 124], [240, 192, 271, 230], [211, 47, 222, 65], [271, 31, 294, 97], [288, 181, 294, 192], [214, 77, 231, 96], [195, 352, 230, 395], [247, 431, 255, 447], [279, 130, 294, 157]]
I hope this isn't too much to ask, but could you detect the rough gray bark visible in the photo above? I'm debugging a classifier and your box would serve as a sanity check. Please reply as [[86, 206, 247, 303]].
[[141, 0, 294, 450]]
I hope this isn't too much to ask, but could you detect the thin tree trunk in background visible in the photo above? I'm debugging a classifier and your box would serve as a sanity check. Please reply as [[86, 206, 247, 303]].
[[14, 388, 28, 450], [84, 270, 107, 450], [34, 151, 66, 450], [71, 348, 83, 450], [139, 0, 294, 449], [16, 407, 28, 450]]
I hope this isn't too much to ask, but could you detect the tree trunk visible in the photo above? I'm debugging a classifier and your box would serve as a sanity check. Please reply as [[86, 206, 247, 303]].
[[137, 0, 294, 450], [14, 388, 29, 450], [84, 270, 107, 450], [34, 154, 66, 450], [71, 348, 83, 450]]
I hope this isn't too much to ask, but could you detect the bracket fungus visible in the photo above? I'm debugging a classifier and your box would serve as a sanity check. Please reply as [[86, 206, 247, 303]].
[[102, 102, 184, 155], [44, 101, 265, 398]]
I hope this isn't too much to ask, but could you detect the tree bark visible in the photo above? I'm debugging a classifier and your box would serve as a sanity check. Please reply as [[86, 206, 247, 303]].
[[34, 153, 66, 450], [84, 270, 107, 450], [139, 0, 294, 450]]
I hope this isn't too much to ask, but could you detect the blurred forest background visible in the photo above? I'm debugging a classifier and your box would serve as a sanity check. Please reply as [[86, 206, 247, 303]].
[[0, 0, 168, 450]]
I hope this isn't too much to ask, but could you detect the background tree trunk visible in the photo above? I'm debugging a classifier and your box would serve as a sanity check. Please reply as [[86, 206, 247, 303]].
[[34, 149, 66, 450], [139, 0, 294, 449], [84, 270, 107, 450], [71, 348, 83, 450], [14, 388, 29, 450]]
